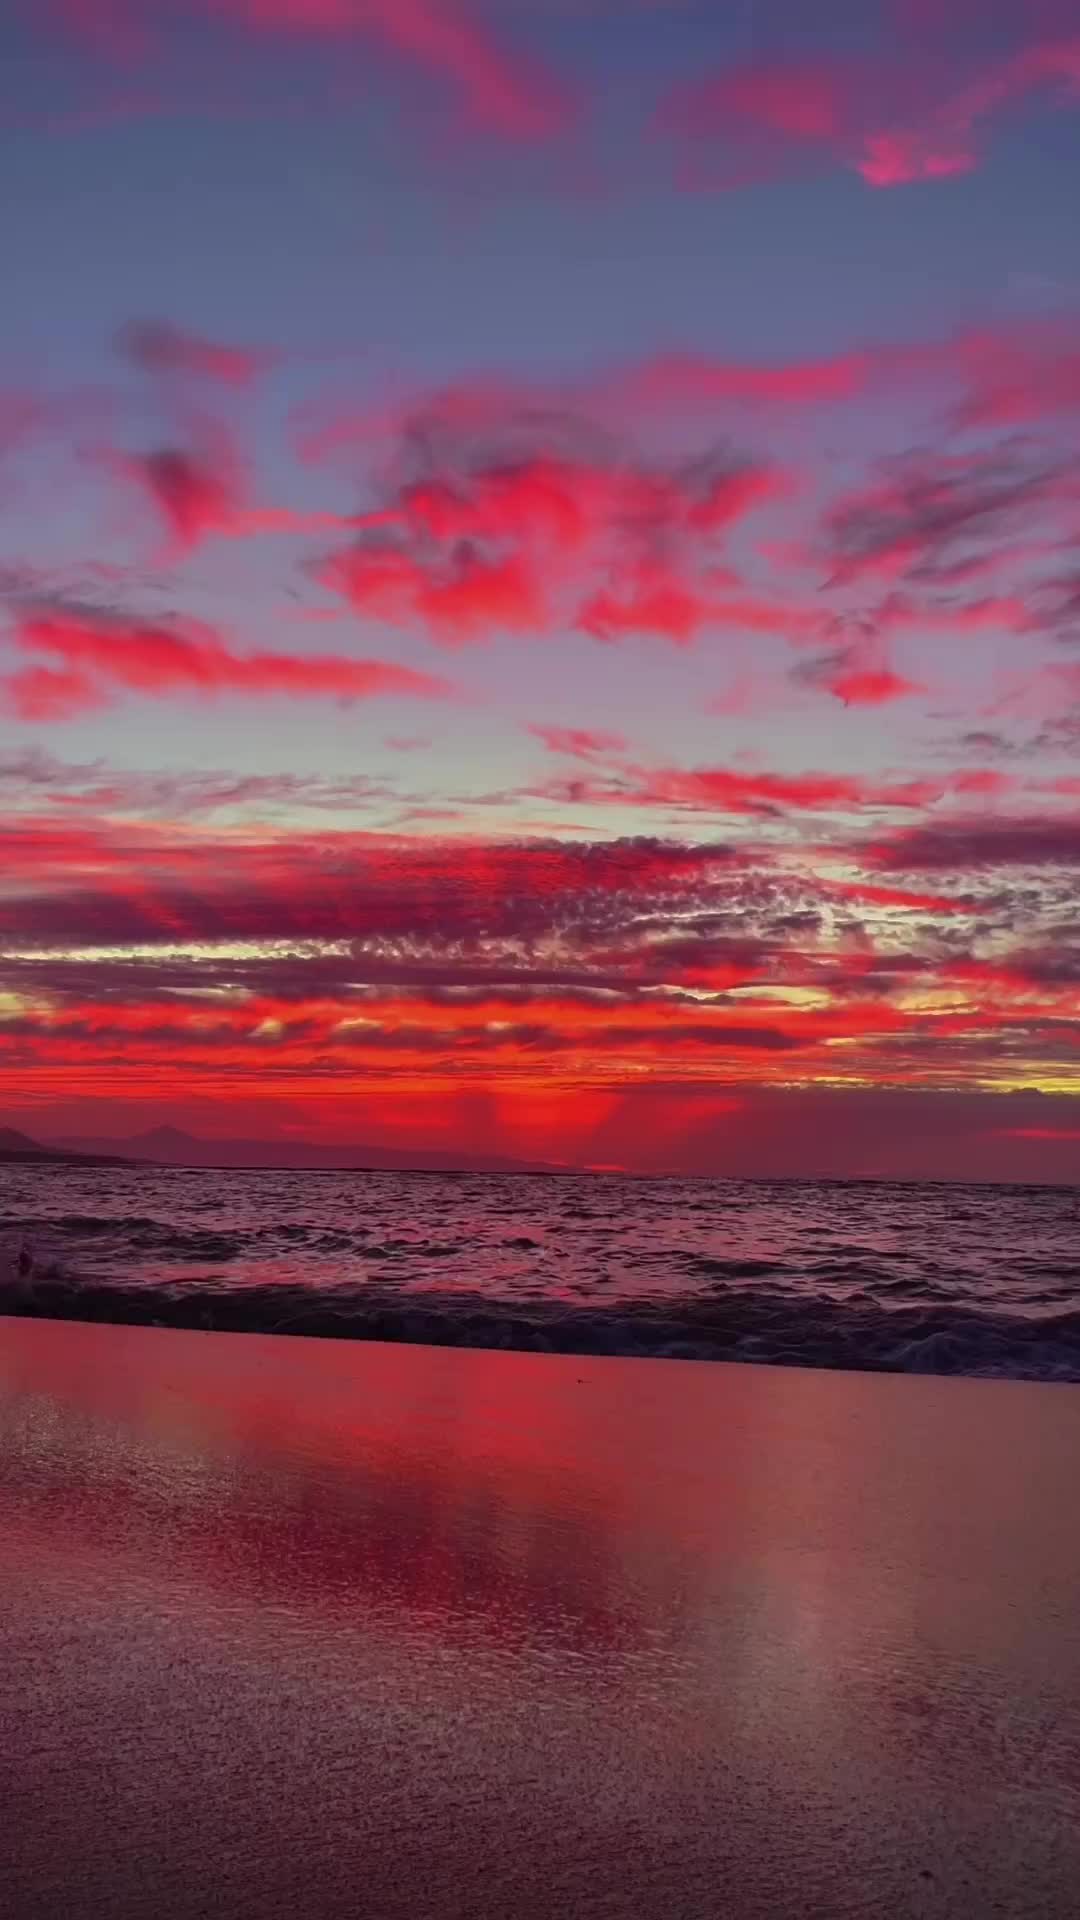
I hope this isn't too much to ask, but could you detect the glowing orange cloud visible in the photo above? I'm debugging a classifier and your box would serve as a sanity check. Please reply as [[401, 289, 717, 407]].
[[4, 777, 1080, 1160]]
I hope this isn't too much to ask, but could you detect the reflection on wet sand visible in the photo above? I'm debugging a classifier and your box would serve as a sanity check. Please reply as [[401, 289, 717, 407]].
[[1, 1319, 1080, 1919]]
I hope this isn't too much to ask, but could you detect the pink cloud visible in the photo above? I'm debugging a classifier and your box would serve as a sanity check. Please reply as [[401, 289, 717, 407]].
[[538, 755, 941, 818], [119, 320, 272, 387], [43, 0, 572, 141], [239, 0, 573, 139], [856, 133, 977, 186], [317, 423, 792, 649], [127, 444, 240, 552], [659, 29, 1080, 193], [2, 609, 456, 718], [578, 563, 712, 647], [827, 665, 925, 707], [324, 543, 550, 645], [114, 436, 371, 556], [300, 321, 1080, 491], [528, 724, 629, 758]]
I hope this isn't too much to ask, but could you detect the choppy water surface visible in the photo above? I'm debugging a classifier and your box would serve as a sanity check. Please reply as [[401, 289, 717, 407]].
[[2, 1164, 1079, 1379]]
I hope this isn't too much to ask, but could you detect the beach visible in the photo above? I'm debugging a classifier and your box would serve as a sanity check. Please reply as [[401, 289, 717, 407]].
[[1, 1316, 1079, 1919]]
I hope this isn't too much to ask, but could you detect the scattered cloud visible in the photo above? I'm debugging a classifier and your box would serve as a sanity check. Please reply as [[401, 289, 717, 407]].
[[118, 320, 272, 387], [868, 815, 1080, 870], [1, 606, 456, 717], [659, 25, 1080, 192], [38, 0, 574, 141], [528, 724, 629, 757], [4, 293, 1080, 1136]]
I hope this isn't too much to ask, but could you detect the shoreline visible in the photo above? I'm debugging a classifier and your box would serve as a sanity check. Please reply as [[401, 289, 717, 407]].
[[3, 1279, 1080, 1383], [4, 1299, 1080, 1387], [6, 1303, 1080, 1406]]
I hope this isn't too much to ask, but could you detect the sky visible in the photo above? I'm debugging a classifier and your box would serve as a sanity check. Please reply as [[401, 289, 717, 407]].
[[2, 0, 1080, 1179]]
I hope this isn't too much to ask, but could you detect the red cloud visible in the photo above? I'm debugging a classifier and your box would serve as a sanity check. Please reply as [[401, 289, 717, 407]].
[[651, 766, 940, 815], [3, 610, 455, 718], [0, 823, 737, 958], [317, 420, 796, 650], [323, 544, 549, 645], [374, 451, 786, 555], [394, 461, 600, 550], [579, 563, 712, 647], [416, 549, 548, 643], [4, 781, 1080, 1135], [828, 666, 925, 706], [541, 758, 940, 817], [826, 880, 980, 914]]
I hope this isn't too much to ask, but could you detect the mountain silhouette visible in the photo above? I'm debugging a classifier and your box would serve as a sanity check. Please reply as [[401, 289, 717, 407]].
[[48, 1123, 567, 1174]]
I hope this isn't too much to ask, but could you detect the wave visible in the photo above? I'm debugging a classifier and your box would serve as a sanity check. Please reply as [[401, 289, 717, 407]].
[[3, 1264, 1080, 1381]]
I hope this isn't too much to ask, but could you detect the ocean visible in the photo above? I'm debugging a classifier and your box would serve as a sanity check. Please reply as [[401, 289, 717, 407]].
[[2, 1163, 1079, 1381]]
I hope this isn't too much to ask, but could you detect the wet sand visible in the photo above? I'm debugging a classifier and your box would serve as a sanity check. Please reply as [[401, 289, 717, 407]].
[[1, 1315, 1079, 1919]]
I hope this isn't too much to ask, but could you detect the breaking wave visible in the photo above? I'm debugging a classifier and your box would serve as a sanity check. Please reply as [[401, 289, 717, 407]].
[[3, 1265, 1080, 1379], [2, 1164, 1079, 1381]]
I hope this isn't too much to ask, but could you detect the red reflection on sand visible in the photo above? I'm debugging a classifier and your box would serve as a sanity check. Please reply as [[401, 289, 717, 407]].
[[4, 1319, 1080, 1920], [3, 1316, 1080, 1687]]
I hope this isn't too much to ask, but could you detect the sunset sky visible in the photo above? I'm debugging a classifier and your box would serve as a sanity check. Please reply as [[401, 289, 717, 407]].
[[3, 0, 1080, 1178]]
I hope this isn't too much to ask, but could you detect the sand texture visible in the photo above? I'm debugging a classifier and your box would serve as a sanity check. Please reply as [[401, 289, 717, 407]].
[[1, 1317, 1079, 1918]]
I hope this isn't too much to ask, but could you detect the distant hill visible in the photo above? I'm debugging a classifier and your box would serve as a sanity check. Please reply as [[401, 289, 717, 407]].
[[0, 1124, 132, 1167], [48, 1124, 569, 1175], [0, 1127, 47, 1155]]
